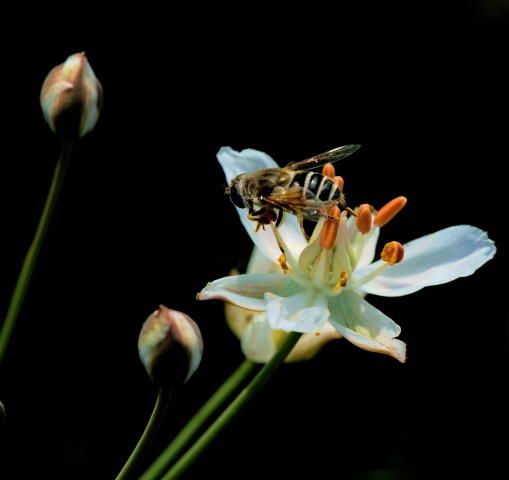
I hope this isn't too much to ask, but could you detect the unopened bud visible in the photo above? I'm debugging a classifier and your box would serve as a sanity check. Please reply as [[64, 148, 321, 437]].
[[40, 52, 103, 139], [138, 305, 203, 388]]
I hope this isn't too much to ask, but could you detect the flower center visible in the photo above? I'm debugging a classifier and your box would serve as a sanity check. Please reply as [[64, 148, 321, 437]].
[[298, 192, 407, 296]]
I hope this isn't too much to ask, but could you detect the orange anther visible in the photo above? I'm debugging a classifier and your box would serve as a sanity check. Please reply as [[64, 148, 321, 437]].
[[320, 205, 341, 250], [322, 163, 335, 178], [373, 196, 407, 228], [339, 271, 349, 287], [356, 204, 372, 234], [381, 241, 405, 266], [333, 175, 344, 191]]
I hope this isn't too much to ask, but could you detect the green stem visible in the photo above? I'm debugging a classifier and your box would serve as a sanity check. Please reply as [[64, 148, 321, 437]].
[[0, 141, 74, 367], [160, 331, 303, 480], [116, 387, 173, 480], [139, 359, 258, 480]]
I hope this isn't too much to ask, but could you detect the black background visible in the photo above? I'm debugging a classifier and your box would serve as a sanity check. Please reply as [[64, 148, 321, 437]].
[[0, 4, 508, 479]]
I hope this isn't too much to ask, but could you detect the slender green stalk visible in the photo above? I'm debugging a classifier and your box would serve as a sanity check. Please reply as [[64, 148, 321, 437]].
[[116, 387, 173, 480], [0, 141, 74, 367], [139, 359, 258, 480], [160, 331, 303, 480]]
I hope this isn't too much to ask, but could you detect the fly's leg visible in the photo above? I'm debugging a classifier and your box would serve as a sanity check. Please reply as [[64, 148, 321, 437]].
[[270, 223, 291, 272], [269, 209, 290, 272]]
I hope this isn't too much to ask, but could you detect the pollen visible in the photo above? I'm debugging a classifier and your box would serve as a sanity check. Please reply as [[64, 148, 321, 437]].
[[373, 196, 407, 228], [320, 206, 341, 250], [277, 253, 291, 273], [333, 271, 349, 291], [356, 204, 372, 234], [381, 241, 405, 265]]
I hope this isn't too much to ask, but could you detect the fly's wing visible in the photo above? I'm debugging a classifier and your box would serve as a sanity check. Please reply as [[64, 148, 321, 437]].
[[285, 144, 360, 171], [264, 185, 334, 221]]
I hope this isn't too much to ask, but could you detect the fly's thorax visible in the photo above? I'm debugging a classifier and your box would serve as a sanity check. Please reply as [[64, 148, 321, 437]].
[[243, 168, 285, 198]]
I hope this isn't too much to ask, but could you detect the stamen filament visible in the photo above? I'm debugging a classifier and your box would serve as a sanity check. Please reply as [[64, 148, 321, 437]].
[[347, 262, 389, 291]]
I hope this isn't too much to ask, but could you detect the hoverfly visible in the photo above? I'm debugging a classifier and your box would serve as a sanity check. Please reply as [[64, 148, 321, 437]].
[[226, 144, 361, 270]]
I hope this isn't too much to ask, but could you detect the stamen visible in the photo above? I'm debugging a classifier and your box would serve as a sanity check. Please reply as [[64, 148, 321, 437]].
[[333, 175, 344, 191], [373, 196, 407, 227], [322, 163, 335, 178], [320, 206, 341, 250], [277, 253, 291, 272], [381, 241, 405, 266], [333, 271, 349, 291], [356, 203, 372, 234]]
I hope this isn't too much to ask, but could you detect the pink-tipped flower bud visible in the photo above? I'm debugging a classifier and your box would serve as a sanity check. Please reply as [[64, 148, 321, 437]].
[[40, 52, 103, 140], [138, 305, 203, 388]]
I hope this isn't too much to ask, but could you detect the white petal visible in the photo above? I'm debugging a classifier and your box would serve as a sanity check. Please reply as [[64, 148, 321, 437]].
[[357, 225, 496, 297], [217, 146, 278, 183], [265, 291, 330, 333], [240, 313, 278, 363], [246, 244, 280, 274], [328, 290, 406, 362], [286, 323, 342, 362], [197, 273, 302, 311], [238, 312, 341, 363], [237, 207, 307, 266]]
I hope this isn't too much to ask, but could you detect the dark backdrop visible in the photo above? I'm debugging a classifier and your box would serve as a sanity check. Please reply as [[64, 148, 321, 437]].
[[1, 4, 507, 479]]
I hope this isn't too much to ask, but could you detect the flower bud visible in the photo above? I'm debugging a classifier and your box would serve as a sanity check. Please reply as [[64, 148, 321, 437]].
[[40, 52, 103, 139], [138, 305, 203, 388]]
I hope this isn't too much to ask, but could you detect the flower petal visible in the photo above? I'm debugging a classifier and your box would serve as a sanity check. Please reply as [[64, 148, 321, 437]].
[[197, 273, 302, 311], [265, 291, 330, 333], [286, 322, 342, 362], [217, 146, 278, 183], [328, 290, 406, 362], [357, 225, 496, 297], [240, 312, 278, 363], [246, 244, 279, 274], [239, 210, 307, 268]]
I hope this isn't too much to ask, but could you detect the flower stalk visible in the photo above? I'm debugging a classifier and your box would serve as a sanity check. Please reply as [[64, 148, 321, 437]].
[[116, 387, 173, 480], [0, 140, 74, 367], [140, 331, 303, 480], [139, 359, 258, 480]]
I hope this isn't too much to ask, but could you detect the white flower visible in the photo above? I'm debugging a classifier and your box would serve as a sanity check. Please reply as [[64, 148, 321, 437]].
[[224, 245, 342, 363], [197, 147, 496, 363]]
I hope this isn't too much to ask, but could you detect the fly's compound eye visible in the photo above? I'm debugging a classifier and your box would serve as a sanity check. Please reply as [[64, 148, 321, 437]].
[[228, 182, 246, 209]]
